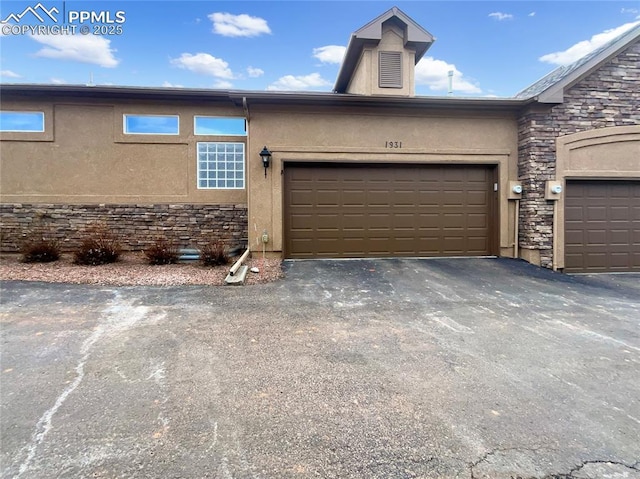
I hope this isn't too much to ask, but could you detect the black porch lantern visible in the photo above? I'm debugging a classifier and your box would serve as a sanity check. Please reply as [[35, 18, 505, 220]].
[[259, 146, 272, 177]]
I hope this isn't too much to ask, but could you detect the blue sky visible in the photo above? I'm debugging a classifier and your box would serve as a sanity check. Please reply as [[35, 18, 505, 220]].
[[1, 1, 639, 97]]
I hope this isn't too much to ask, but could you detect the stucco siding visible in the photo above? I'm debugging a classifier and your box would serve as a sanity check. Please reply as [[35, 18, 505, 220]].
[[0, 98, 247, 204]]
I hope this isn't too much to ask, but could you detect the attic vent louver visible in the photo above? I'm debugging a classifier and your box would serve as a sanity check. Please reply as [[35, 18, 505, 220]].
[[379, 51, 402, 88]]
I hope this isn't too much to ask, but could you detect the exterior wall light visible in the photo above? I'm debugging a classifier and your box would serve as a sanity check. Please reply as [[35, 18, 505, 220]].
[[259, 146, 272, 177]]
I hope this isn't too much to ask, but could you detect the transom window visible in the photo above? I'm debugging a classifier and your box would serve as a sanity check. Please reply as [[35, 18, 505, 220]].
[[197, 142, 245, 189], [195, 116, 246, 136], [123, 114, 179, 135], [0, 111, 45, 132]]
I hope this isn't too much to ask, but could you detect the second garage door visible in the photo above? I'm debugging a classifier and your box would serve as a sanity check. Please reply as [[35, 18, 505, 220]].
[[284, 163, 496, 258], [565, 180, 640, 273]]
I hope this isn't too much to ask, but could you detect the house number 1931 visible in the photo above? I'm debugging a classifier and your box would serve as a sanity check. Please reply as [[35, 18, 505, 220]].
[[385, 141, 402, 148]]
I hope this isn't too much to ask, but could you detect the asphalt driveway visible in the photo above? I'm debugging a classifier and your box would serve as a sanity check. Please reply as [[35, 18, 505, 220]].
[[1, 258, 639, 479]]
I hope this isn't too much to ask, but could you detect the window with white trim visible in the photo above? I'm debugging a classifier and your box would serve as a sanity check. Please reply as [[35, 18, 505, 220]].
[[197, 142, 245, 189], [194, 116, 246, 136], [123, 114, 179, 135], [0, 111, 45, 132]]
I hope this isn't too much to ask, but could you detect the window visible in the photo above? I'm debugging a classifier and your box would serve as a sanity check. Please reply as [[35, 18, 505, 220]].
[[0, 111, 45, 132], [195, 116, 246, 136], [123, 114, 179, 135], [197, 142, 245, 189]]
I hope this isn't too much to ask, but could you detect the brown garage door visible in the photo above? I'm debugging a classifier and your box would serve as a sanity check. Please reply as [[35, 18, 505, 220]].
[[284, 163, 496, 258], [565, 180, 640, 273]]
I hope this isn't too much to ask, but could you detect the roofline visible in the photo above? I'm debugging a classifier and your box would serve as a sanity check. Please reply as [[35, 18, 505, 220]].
[[0, 83, 532, 110], [531, 24, 640, 103], [0, 83, 234, 102], [229, 91, 530, 110]]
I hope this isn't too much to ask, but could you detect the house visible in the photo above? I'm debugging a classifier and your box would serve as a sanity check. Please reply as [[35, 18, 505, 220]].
[[1, 7, 638, 273]]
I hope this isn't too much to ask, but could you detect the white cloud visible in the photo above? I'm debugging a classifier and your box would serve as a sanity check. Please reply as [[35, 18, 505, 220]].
[[267, 73, 331, 91], [0, 69, 21, 78], [247, 66, 264, 78], [162, 81, 184, 88], [30, 33, 119, 67], [49, 77, 67, 84], [489, 12, 513, 21], [415, 57, 481, 94], [208, 12, 271, 37], [528, 12, 536, 17], [313, 45, 346, 64], [212, 79, 233, 89], [539, 21, 640, 65], [621, 8, 639, 15], [170, 53, 233, 79]]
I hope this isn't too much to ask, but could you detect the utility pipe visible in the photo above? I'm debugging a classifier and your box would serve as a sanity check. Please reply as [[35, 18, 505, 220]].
[[229, 248, 250, 276], [514, 199, 520, 259], [552, 201, 558, 271]]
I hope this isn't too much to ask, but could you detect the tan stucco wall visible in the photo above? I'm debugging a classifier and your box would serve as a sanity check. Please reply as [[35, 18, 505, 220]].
[[245, 105, 520, 257], [553, 125, 640, 270], [0, 98, 247, 204]]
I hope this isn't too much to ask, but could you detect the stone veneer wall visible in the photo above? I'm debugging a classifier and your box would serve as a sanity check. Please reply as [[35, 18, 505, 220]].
[[0, 203, 248, 253], [517, 41, 640, 269]]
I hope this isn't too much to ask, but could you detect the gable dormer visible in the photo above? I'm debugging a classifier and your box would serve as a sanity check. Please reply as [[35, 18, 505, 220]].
[[334, 7, 434, 97]]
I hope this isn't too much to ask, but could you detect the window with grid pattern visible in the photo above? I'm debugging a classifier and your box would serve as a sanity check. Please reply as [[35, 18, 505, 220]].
[[197, 142, 245, 189]]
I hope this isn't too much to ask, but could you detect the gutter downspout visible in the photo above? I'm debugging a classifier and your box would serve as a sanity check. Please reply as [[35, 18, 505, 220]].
[[552, 201, 558, 271], [229, 248, 251, 276], [514, 199, 520, 259]]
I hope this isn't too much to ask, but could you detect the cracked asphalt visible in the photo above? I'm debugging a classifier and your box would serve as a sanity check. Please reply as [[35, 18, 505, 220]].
[[1, 258, 639, 479]]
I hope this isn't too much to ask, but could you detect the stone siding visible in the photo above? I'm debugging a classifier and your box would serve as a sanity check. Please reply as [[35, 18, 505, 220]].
[[0, 203, 248, 253], [517, 41, 640, 268]]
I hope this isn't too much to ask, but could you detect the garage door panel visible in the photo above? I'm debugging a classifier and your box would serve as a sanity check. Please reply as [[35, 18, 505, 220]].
[[609, 230, 630, 245], [419, 191, 440, 206], [565, 180, 640, 273], [609, 253, 633, 268], [443, 191, 465, 206], [467, 191, 488, 206], [290, 190, 314, 207], [393, 214, 417, 229], [467, 236, 490, 252], [316, 191, 340, 206], [342, 191, 366, 206], [290, 214, 315, 230], [285, 163, 495, 258], [468, 213, 488, 228], [565, 230, 584, 245], [609, 206, 631, 221], [586, 230, 606, 245]]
